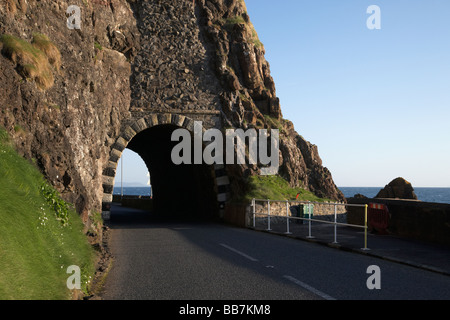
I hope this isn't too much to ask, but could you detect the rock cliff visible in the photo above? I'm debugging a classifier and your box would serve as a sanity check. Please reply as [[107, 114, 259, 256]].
[[0, 0, 344, 224]]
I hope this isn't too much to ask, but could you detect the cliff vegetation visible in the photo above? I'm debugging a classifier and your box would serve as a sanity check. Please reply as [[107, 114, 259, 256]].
[[0, 128, 96, 299]]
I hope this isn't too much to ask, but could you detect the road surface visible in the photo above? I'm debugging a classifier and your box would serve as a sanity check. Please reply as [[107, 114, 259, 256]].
[[101, 205, 450, 300]]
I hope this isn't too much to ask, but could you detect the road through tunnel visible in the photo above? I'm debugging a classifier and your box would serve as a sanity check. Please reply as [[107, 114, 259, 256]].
[[126, 124, 219, 220], [102, 115, 231, 222]]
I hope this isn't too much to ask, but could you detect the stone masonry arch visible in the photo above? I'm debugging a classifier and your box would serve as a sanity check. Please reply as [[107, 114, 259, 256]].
[[101, 113, 230, 220]]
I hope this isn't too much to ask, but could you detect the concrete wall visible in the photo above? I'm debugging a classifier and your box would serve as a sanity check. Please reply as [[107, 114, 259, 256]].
[[347, 198, 450, 246], [113, 195, 154, 212]]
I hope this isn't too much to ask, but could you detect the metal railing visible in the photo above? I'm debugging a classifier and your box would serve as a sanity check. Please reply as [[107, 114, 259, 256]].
[[250, 199, 370, 250]]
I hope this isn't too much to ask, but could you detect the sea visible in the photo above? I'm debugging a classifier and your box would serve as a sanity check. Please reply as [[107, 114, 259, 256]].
[[339, 187, 450, 204], [113, 186, 152, 197], [113, 186, 450, 205]]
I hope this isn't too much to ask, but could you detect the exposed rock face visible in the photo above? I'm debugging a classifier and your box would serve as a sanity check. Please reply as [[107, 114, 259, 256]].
[[198, 0, 282, 123], [0, 0, 139, 221], [127, 0, 223, 113], [376, 178, 418, 200], [0, 0, 344, 224], [196, 0, 344, 202]]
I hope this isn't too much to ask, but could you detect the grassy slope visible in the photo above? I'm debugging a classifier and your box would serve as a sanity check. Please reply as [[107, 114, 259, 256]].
[[0, 129, 96, 300], [243, 175, 332, 203]]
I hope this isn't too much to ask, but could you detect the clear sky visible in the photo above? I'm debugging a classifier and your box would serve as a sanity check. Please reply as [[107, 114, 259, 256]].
[[244, 0, 450, 187], [116, 0, 450, 188]]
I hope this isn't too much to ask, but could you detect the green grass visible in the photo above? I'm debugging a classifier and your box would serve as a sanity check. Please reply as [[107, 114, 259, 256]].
[[263, 115, 284, 131], [0, 129, 96, 299], [242, 175, 332, 203], [223, 15, 246, 29], [222, 14, 264, 49], [249, 28, 263, 48], [94, 42, 103, 51]]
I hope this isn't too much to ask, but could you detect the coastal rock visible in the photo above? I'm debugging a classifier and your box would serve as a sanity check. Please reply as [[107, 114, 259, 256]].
[[0, 0, 345, 224], [375, 177, 418, 200], [197, 1, 344, 201]]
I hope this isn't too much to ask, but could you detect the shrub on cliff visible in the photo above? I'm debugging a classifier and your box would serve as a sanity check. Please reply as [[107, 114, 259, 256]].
[[31, 33, 61, 71], [0, 33, 60, 90]]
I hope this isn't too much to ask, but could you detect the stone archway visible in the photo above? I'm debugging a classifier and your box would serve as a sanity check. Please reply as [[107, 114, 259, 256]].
[[101, 113, 230, 220]]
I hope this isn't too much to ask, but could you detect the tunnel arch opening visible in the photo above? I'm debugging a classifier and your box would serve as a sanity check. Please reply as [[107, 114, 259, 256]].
[[113, 148, 152, 198], [127, 124, 218, 219], [102, 114, 230, 222]]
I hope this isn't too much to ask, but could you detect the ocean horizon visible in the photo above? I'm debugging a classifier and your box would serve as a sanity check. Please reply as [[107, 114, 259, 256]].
[[113, 186, 450, 205], [339, 187, 450, 204]]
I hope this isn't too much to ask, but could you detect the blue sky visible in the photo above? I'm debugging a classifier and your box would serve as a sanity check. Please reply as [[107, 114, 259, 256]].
[[244, 0, 450, 187], [116, 0, 450, 188]]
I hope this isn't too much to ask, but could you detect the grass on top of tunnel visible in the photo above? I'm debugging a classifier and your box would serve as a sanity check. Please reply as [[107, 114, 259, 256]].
[[239, 175, 333, 203], [0, 129, 96, 300]]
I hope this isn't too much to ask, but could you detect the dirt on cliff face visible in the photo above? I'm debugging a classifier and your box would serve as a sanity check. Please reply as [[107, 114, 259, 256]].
[[0, 0, 344, 226]]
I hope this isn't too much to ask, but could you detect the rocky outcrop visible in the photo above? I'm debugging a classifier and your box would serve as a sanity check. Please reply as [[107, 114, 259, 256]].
[[196, 0, 344, 201], [0, 0, 344, 225], [0, 0, 139, 222], [376, 177, 418, 200], [198, 0, 281, 123]]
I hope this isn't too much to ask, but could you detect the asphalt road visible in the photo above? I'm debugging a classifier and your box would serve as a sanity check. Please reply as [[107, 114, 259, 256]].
[[101, 205, 450, 300]]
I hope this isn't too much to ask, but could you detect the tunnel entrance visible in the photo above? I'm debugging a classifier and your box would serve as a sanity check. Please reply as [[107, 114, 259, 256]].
[[124, 124, 219, 220]]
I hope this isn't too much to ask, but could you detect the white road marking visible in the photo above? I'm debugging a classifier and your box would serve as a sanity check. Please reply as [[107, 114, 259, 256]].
[[219, 243, 259, 262], [283, 275, 336, 300], [219, 244, 335, 300]]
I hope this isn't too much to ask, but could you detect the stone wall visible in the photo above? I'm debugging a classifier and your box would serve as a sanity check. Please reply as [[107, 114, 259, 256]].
[[112, 195, 153, 212], [224, 203, 249, 227], [252, 200, 347, 218], [127, 0, 223, 114], [347, 198, 450, 246]]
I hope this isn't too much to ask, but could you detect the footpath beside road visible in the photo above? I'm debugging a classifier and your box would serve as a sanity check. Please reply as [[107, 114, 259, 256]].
[[252, 219, 450, 277]]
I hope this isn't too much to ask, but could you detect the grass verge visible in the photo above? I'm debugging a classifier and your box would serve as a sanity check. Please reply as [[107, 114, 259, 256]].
[[0, 129, 96, 299]]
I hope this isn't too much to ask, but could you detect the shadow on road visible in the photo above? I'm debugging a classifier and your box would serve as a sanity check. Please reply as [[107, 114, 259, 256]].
[[101, 204, 450, 300], [107, 203, 219, 228], [102, 203, 331, 300]]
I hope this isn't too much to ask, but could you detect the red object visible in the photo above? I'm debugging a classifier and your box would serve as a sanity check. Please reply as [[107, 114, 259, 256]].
[[368, 203, 390, 234], [296, 193, 300, 200]]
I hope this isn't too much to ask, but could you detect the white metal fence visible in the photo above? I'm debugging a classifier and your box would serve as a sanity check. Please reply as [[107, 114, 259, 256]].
[[250, 199, 370, 250]]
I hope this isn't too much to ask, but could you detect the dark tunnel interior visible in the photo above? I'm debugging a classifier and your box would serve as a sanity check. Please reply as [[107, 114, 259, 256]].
[[126, 124, 219, 220]]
